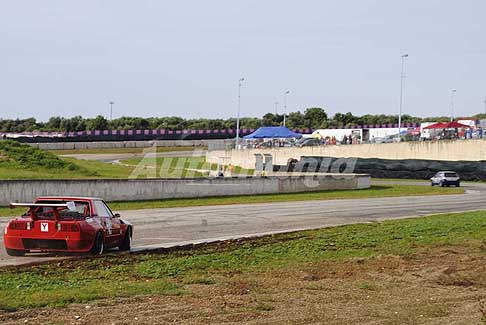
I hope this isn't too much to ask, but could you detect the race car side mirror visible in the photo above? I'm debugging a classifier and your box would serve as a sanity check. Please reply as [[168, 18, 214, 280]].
[[114, 213, 121, 218]]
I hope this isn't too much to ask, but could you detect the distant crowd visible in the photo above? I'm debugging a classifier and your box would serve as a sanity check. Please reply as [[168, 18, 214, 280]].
[[432, 127, 483, 140]]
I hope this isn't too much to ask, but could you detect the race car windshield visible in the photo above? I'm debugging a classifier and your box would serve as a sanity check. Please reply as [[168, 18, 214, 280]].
[[24, 201, 91, 219]]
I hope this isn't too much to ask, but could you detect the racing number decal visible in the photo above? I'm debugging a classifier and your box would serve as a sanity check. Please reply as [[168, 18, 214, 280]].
[[41, 222, 49, 232]]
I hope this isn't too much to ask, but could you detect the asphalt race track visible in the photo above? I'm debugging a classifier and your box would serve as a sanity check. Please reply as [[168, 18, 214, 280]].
[[1, 181, 485, 267]]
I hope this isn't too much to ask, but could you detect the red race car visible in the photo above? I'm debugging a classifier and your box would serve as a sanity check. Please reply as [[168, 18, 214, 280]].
[[3, 196, 132, 256]]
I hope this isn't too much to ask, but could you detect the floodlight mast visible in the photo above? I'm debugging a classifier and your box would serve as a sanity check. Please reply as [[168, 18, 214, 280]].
[[283, 90, 290, 127], [398, 54, 408, 141], [235, 78, 244, 149]]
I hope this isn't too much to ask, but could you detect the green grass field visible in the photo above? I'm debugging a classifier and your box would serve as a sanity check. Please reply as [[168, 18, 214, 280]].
[[120, 156, 217, 178], [0, 140, 135, 180], [0, 140, 246, 179], [0, 185, 464, 217], [120, 156, 253, 178], [0, 157, 135, 180], [372, 178, 424, 182], [0, 210, 485, 311]]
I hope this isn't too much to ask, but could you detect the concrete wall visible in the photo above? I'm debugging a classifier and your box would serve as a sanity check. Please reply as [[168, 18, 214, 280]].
[[207, 140, 486, 169], [0, 175, 370, 206], [27, 139, 225, 150]]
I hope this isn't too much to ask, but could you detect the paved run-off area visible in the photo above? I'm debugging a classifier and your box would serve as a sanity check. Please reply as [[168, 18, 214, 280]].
[[1, 182, 485, 267]]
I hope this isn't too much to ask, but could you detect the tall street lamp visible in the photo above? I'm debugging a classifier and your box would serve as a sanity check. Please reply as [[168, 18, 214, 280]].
[[274, 101, 278, 115], [450, 90, 457, 121], [235, 78, 244, 148], [109, 101, 114, 121], [283, 90, 290, 127], [483, 97, 486, 115], [398, 54, 408, 140]]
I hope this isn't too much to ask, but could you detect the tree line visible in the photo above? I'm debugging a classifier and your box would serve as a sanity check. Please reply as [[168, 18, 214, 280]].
[[1, 108, 484, 133]]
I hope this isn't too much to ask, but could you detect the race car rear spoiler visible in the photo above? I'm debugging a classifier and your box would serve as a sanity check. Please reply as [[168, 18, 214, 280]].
[[9, 203, 69, 209], [9, 203, 71, 221]]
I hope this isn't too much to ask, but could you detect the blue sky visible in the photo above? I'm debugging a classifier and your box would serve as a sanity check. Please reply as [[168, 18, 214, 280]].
[[1, 0, 485, 121]]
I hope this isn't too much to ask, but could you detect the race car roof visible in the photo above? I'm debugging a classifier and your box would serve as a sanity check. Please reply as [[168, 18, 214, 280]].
[[35, 196, 103, 201]]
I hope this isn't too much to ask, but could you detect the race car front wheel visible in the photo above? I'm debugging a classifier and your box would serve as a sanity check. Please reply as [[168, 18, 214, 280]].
[[6, 248, 25, 256], [91, 232, 104, 255]]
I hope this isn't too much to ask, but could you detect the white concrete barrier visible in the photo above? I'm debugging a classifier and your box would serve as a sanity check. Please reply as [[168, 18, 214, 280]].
[[0, 175, 370, 206], [206, 139, 486, 169]]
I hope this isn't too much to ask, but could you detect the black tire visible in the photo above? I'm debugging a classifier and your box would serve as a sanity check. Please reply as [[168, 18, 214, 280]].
[[119, 227, 132, 251], [440, 181, 445, 187], [456, 183, 461, 187], [431, 181, 434, 186], [6, 248, 25, 256], [91, 232, 104, 255]]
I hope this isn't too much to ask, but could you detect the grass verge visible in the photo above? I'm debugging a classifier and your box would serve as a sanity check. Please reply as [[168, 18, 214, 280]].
[[0, 140, 135, 180], [372, 178, 424, 182], [120, 156, 253, 178], [120, 156, 218, 178], [0, 185, 464, 217], [0, 210, 485, 311], [0, 158, 135, 180]]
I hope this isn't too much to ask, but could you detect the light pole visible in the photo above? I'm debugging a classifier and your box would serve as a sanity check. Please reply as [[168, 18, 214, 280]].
[[283, 90, 290, 127], [482, 98, 486, 115], [450, 90, 457, 121], [398, 54, 408, 140], [109, 101, 114, 121], [235, 78, 244, 148], [274, 101, 278, 115]]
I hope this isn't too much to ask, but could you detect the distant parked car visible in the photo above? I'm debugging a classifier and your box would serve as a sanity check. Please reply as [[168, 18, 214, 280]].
[[255, 141, 274, 149], [373, 135, 400, 144], [295, 138, 321, 147], [430, 171, 460, 187]]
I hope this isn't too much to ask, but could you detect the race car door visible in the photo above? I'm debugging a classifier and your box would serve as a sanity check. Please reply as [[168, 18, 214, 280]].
[[93, 200, 121, 246]]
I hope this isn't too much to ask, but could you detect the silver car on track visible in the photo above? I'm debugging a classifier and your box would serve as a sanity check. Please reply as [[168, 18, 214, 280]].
[[430, 171, 461, 187]]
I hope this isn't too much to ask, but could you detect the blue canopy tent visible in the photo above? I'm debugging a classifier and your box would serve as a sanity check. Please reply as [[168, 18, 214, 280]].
[[243, 126, 303, 139]]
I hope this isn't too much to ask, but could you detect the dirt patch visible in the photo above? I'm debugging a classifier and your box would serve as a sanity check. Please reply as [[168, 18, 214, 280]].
[[2, 245, 486, 324], [0, 153, 10, 162]]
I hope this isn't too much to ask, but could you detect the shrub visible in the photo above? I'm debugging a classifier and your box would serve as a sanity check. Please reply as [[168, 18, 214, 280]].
[[0, 140, 79, 171]]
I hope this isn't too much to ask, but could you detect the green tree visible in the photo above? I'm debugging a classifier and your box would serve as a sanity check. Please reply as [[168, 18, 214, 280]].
[[46, 117, 62, 130], [262, 113, 283, 126], [286, 111, 305, 129], [86, 115, 108, 130], [304, 107, 328, 129]]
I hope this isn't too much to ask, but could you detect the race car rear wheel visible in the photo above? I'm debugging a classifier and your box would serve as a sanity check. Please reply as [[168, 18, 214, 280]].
[[119, 227, 132, 251], [91, 232, 104, 255], [6, 248, 25, 256]]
